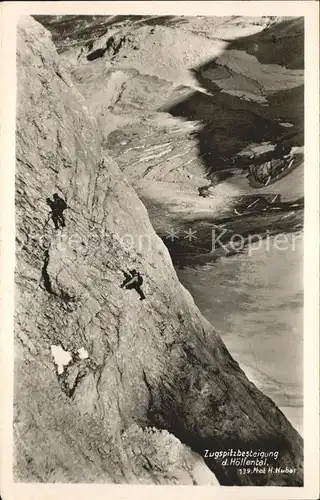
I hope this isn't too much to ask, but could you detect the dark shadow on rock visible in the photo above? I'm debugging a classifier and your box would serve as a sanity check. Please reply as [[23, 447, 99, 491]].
[[161, 18, 304, 264], [226, 17, 304, 70], [164, 18, 304, 176], [87, 47, 107, 61], [146, 338, 303, 485], [166, 86, 284, 173]]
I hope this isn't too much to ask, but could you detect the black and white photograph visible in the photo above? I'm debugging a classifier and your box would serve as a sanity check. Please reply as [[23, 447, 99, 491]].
[[1, 2, 319, 498]]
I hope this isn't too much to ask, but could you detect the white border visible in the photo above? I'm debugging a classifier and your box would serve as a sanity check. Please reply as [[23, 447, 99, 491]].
[[1, 2, 319, 500]]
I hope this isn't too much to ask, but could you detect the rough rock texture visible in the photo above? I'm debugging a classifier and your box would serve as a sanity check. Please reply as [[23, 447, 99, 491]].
[[42, 15, 303, 241], [53, 16, 303, 275], [15, 16, 303, 486]]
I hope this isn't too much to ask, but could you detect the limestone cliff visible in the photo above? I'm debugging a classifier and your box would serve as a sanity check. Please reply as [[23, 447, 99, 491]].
[[15, 16, 303, 486]]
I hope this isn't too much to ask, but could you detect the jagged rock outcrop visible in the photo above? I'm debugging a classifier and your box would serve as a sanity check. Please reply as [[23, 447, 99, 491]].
[[15, 16, 303, 486]]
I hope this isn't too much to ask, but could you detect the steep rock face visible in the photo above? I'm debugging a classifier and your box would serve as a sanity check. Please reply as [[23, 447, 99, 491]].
[[15, 16, 302, 486], [15, 16, 217, 485]]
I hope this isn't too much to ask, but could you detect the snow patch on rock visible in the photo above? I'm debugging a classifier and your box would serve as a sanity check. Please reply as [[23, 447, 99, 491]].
[[77, 347, 89, 359], [50, 345, 72, 374]]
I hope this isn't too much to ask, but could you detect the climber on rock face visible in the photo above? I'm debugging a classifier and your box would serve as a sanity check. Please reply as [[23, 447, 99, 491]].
[[46, 193, 67, 230], [120, 269, 146, 301]]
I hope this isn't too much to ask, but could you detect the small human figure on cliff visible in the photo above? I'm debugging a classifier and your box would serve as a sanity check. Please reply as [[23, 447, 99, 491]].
[[120, 269, 146, 301], [46, 193, 67, 230]]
